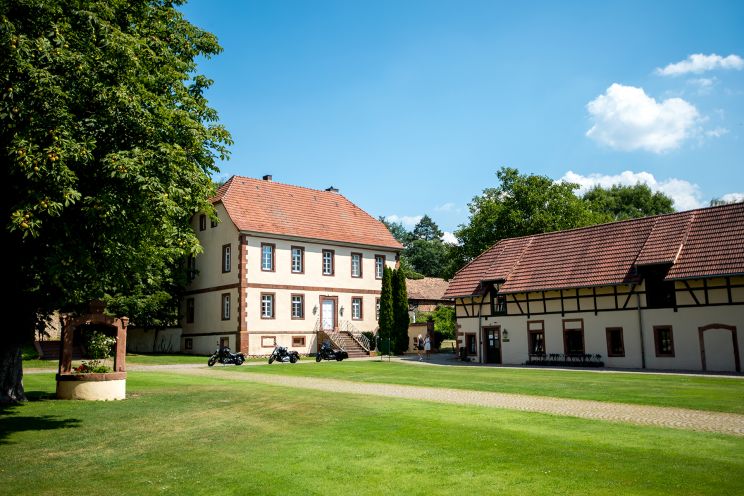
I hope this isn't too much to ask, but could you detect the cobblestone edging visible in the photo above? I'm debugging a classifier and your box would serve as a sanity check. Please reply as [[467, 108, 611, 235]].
[[187, 368, 744, 437]]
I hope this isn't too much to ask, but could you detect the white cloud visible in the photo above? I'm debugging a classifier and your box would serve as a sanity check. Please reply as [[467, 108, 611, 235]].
[[586, 84, 700, 153], [704, 127, 729, 138], [442, 231, 458, 245], [656, 53, 744, 76], [561, 170, 704, 211], [434, 202, 456, 212], [385, 214, 422, 228], [688, 77, 717, 95], [720, 193, 744, 203]]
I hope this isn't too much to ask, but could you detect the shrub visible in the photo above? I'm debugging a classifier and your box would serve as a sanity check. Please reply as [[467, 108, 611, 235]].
[[74, 331, 116, 374]]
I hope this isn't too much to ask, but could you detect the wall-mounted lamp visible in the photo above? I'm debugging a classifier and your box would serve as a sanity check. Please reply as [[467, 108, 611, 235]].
[[339, 306, 344, 316], [502, 329, 509, 339], [312, 305, 318, 315]]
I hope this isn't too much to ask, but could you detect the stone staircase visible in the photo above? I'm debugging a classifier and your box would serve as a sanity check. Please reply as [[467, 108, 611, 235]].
[[334, 331, 369, 358]]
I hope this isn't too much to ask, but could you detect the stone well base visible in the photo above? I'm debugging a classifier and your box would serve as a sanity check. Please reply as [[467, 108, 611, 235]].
[[56, 372, 127, 400]]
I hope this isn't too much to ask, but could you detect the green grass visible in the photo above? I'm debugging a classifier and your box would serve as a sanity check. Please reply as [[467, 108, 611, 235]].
[[22, 353, 211, 370], [1, 372, 742, 495], [233, 360, 744, 414]]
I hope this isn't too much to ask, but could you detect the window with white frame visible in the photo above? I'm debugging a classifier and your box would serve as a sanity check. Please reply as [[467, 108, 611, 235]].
[[261, 243, 274, 271], [351, 253, 362, 278], [351, 297, 362, 320], [222, 244, 231, 273], [291, 294, 304, 319], [261, 293, 274, 319], [322, 249, 334, 276], [375, 255, 385, 279], [291, 246, 304, 273], [221, 293, 230, 320]]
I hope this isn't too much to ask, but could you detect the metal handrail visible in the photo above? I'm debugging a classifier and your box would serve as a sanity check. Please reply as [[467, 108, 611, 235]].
[[315, 318, 347, 351], [340, 320, 370, 351]]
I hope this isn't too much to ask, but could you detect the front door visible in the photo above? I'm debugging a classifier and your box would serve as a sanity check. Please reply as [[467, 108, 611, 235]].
[[483, 327, 501, 364], [320, 296, 337, 332]]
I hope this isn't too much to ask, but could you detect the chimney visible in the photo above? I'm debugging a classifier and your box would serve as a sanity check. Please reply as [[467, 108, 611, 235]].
[[262, 174, 272, 182], [325, 186, 339, 193]]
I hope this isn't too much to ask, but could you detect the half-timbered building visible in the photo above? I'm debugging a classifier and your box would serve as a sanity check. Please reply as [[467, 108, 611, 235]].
[[444, 202, 744, 372]]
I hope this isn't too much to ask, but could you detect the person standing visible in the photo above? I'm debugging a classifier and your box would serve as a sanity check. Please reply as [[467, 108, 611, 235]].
[[416, 334, 424, 361], [424, 334, 431, 360]]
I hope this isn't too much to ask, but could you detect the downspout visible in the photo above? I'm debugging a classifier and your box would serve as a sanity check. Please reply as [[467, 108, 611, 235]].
[[635, 290, 646, 369]]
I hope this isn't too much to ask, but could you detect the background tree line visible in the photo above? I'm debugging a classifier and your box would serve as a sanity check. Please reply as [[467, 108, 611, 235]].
[[384, 167, 676, 280]]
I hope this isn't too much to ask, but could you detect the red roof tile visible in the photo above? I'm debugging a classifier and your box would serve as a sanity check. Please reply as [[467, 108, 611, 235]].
[[406, 277, 450, 301], [213, 176, 403, 250], [444, 202, 744, 297]]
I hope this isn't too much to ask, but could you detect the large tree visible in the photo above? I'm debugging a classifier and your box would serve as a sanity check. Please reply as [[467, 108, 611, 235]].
[[583, 184, 675, 221], [380, 215, 451, 279], [411, 214, 443, 241], [450, 167, 604, 273], [0, 0, 231, 402]]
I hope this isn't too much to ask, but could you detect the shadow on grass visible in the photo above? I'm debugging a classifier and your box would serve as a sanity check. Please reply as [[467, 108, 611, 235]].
[[0, 392, 81, 445]]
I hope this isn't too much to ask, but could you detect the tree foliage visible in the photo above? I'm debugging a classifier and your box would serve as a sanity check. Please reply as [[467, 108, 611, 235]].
[[377, 266, 394, 354], [380, 215, 451, 279], [450, 167, 605, 272], [412, 214, 443, 241], [583, 184, 674, 221], [392, 268, 410, 354], [0, 0, 231, 402]]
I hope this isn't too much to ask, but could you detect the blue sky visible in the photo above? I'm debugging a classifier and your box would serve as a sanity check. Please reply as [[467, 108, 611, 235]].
[[180, 0, 744, 240]]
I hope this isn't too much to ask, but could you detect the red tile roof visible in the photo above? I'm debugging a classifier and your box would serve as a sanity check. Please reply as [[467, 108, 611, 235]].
[[213, 176, 403, 250], [406, 277, 451, 301], [444, 202, 744, 298]]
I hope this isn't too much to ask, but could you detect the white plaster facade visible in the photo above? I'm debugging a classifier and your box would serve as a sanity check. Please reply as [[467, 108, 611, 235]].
[[181, 180, 401, 355], [453, 277, 744, 372]]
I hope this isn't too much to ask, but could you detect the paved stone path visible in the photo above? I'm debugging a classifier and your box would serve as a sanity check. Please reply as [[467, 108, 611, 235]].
[[180, 367, 744, 437], [27, 362, 744, 436]]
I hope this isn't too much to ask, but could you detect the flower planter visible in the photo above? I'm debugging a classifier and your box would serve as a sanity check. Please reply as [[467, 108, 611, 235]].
[[56, 372, 127, 401]]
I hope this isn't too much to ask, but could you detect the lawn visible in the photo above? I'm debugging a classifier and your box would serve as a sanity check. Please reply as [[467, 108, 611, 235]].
[[1, 372, 742, 496], [232, 360, 744, 414], [22, 353, 210, 370]]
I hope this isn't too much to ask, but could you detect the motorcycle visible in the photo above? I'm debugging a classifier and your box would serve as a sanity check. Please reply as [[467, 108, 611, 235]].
[[207, 346, 246, 366], [268, 345, 300, 364], [315, 341, 349, 362]]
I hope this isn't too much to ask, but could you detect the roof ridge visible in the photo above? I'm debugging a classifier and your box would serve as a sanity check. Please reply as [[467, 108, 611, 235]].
[[499, 202, 743, 244], [211, 176, 236, 203], [632, 217, 660, 267], [450, 238, 505, 280], [672, 211, 697, 264], [503, 236, 534, 281], [226, 174, 349, 197]]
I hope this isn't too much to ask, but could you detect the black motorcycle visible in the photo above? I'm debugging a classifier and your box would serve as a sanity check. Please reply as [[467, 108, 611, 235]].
[[315, 341, 349, 362], [268, 346, 300, 364], [208, 346, 246, 366]]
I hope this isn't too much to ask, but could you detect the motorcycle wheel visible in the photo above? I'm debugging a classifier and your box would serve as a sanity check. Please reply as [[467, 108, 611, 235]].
[[268, 355, 274, 364], [236, 356, 245, 365], [208, 356, 217, 367], [290, 354, 297, 363], [315, 354, 321, 362], [336, 355, 343, 361]]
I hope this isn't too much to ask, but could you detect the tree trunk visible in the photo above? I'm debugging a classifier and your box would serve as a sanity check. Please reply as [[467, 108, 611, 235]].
[[0, 343, 25, 404]]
